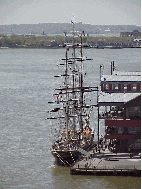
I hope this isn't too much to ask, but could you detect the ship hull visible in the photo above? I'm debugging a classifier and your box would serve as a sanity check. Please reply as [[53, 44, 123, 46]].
[[51, 149, 82, 166]]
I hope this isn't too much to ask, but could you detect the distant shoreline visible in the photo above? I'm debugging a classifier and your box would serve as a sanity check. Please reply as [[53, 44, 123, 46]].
[[0, 35, 141, 49], [0, 46, 141, 50]]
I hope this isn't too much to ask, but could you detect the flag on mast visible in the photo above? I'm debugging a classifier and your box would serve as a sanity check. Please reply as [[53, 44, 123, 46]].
[[57, 93, 60, 99], [100, 64, 104, 69], [57, 93, 60, 104]]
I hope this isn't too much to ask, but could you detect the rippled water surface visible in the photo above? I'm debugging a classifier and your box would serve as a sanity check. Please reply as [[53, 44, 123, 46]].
[[0, 48, 141, 188]]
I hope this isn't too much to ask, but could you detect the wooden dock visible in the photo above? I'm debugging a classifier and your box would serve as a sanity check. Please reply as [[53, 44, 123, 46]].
[[70, 153, 141, 176]]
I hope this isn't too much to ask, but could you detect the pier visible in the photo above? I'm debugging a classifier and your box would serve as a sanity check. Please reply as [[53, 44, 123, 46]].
[[70, 152, 141, 176]]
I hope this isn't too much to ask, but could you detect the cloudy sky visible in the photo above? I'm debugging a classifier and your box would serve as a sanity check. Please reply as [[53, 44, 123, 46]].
[[0, 0, 141, 25]]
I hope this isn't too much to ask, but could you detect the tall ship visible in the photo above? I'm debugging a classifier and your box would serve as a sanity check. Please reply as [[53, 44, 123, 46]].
[[48, 21, 98, 166]]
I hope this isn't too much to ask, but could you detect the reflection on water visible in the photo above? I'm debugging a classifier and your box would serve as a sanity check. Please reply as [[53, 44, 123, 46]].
[[51, 165, 140, 189]]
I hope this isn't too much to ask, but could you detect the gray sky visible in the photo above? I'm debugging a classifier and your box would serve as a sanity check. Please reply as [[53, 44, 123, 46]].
[[0, 0, 141, 25]]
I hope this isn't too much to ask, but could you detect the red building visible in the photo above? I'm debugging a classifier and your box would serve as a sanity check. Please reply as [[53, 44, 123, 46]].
[[98, 71, 141, 153]]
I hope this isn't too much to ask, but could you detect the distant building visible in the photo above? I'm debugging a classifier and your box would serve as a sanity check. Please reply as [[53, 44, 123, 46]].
[[24, 34, 35, 37], [133, 38, 141, 47], [120, 30, 141, 37]]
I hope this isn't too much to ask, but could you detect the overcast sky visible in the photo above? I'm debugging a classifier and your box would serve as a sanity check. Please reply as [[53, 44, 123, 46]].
[[0, 0, 141, 25]]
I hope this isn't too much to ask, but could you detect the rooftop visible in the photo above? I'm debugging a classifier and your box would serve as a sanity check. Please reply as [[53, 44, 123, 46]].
[[98, 92, 140, 104], [101, 75, 141, 82], [112, 71, 141, 76]]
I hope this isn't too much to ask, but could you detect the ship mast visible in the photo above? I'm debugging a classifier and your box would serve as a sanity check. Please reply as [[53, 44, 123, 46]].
[[72, 20, 76, 137], [65, 49, 69, 142], [71, 20, 84, 133], [79, 33, 83, 132]]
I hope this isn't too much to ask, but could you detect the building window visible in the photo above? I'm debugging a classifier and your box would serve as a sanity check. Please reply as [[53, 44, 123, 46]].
[[124, 84, 127, 90], [132, 84, 137, 91], [118, 127, 124, 134], [113, 84, 118, 90], [105, 84, 109, 90], [128, 127, 139, 134]]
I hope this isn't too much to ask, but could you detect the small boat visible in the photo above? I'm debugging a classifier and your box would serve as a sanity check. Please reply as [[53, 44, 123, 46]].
[[48, 21, 98, 166]]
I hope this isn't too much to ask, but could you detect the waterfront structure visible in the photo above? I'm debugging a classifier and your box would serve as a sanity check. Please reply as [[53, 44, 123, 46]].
[[70, 153, 141, 176], [98, 67, 141, 153]]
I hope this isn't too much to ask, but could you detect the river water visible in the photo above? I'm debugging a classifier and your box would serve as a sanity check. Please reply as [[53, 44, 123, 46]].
[[0, 48, 141, 188]]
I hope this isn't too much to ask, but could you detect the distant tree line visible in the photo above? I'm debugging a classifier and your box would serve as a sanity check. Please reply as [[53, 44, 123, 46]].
[[0, 35, 140, 48]]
